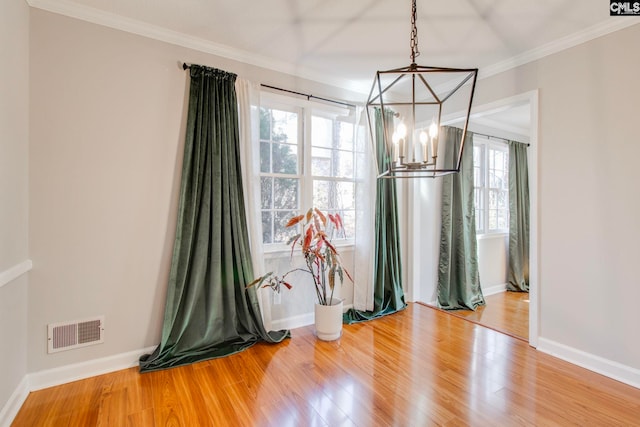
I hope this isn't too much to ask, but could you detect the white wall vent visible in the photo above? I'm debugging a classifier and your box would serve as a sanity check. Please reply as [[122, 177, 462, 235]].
[[47, 316, 105, 353]]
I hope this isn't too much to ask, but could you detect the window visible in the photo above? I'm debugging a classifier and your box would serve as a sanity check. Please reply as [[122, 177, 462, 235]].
[[260, 105, 301, 245], [473, 137, 509, 235], [260, 95, 356, 247]]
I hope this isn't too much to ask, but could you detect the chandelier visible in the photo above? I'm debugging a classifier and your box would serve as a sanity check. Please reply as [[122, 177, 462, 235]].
[[366, 0, 478, 178]]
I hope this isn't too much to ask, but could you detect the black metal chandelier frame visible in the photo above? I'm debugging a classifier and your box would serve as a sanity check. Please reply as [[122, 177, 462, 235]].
[[366, 0, 478, 179]]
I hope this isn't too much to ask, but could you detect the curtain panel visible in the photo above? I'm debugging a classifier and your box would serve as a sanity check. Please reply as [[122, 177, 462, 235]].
[[352, 106, 376, 311], [236, 78, 277, 329], [344, 108, 406, 323], [507, 141, 530, 292], [140, 65, 288, 372], [437, 127, 485, 310]]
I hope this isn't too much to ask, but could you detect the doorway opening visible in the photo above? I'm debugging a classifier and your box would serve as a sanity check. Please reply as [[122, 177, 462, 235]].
[[408, 90, 539, 345]]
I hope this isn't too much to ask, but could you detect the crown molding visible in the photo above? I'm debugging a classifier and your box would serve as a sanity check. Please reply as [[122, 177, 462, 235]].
[[27, 0, 640, 92], [480, 19, 640, 79], [26, 0, 357, 92]]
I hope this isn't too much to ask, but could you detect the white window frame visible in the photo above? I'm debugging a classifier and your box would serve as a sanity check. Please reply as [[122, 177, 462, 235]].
[[260, 92, 357, 253], [474, 136, 509, 236]]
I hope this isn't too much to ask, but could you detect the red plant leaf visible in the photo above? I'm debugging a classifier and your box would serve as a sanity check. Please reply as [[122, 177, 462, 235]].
[[335, 213, 343, 230], [303, 226, 313, 250], [314, 208, 327, 226], [323, 237, 337, 254], [285, 214, 305, 228], [282, 281, 293, 290], [328, 213, 337, 228]]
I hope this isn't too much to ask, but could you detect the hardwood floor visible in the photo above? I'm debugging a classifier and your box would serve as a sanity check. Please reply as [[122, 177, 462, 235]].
[[13, 303, 640, 426], [445, 291, 530, 340]]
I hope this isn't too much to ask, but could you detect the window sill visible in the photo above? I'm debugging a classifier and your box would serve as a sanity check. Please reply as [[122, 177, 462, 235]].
[[476, 232, 508, 240], [263, 242, 355, 259]]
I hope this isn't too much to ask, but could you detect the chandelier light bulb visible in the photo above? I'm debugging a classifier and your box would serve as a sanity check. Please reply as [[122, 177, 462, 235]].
[[419, 130, 428, 145], [397, 122, 407, 139], [429, 122, 438, 138]]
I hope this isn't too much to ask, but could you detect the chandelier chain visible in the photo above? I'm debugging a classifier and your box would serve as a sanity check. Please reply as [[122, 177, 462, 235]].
[[410, 0, 420, 63]]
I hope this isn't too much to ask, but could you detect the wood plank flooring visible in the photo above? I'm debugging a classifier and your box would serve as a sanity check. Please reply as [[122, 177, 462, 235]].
[[13, 303, 640, 426], [445, 291, 530, 340]]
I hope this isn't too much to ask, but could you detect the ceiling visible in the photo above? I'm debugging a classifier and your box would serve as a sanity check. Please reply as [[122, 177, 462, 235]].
[[28, 1, 637, 135], [31, 0, 636, 94]]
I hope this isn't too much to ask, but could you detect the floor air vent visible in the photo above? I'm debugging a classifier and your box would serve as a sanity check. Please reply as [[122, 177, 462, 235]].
[[47, 316, 105, 353]]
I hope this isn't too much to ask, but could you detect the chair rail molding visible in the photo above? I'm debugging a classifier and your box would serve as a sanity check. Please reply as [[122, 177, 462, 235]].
[[0, 260, 32, 289]]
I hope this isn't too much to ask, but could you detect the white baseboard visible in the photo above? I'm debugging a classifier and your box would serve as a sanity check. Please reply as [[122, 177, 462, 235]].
[[0, 376, 29, 427], [1, 346, 156, 426], [29, 346, 156, 392], [271, 304, 353, 331], [421, 284, 507, 307], [482, 283, 507, 297], [537, 338, 640, 390], [272, 312, 314, 331]]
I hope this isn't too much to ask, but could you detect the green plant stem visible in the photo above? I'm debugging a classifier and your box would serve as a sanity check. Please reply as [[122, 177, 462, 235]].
[[306, 257, 324, 305]]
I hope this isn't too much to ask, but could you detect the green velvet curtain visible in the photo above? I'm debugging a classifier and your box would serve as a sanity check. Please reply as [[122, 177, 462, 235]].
[[140, 65, 289, 372], [507, 141, 530, 292], [437, 127, 485, 310], [344, 109, 406, 324]]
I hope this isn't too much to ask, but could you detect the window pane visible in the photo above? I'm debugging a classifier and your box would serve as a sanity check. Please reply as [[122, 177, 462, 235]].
[[495, 150, 506, 170], [473, 145, 482, 166], [473, 188, 482, 211], [271, 109, 298, 144], [313, 180, 355, 211], [273, 178, 298, 209], [490, 169, 507, 189], [336, 182, 355, 210], [313, 180, 331, 210], [312, 116, 333, 148], [336, 150, 354, 178], [474, 165, 482, 186], [338, 122, 354, 151], [476, 208, 484, 233], [497, 210, 508, 230], [262, 211, 273, 244], [312, 148, 354, 178], [260, 141, 270, 173], [312, 147, 332, 176], [474, 140, 510, 235], [260, 99, 357, 246], [260, 177, 273, 209], [497, 190, 508, 210], [272, 143, 298, 174], [489, 209, 498, 230], [489, 190, 497, 209], [274, 211, 298, 244], [259, 108, 270, 140], [333, 210, 355, 239]]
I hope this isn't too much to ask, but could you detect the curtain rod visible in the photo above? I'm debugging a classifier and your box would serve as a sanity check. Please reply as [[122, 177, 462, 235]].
[[472, 131, 530, 147], [260, 84, 356, 109], [181, 62, 356, 109]]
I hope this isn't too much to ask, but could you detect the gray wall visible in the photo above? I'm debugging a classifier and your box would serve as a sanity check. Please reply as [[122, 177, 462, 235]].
[[28, 8, 361, 372], [0, 0, 30, 410], [475, 23, 640, 370]]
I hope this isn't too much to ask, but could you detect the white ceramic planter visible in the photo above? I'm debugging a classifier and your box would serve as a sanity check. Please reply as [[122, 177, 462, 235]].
[[314, 298, 343, 341]]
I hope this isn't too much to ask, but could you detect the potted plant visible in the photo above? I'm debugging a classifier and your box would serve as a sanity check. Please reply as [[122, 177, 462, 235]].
[[248, 208, 352, 340]]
